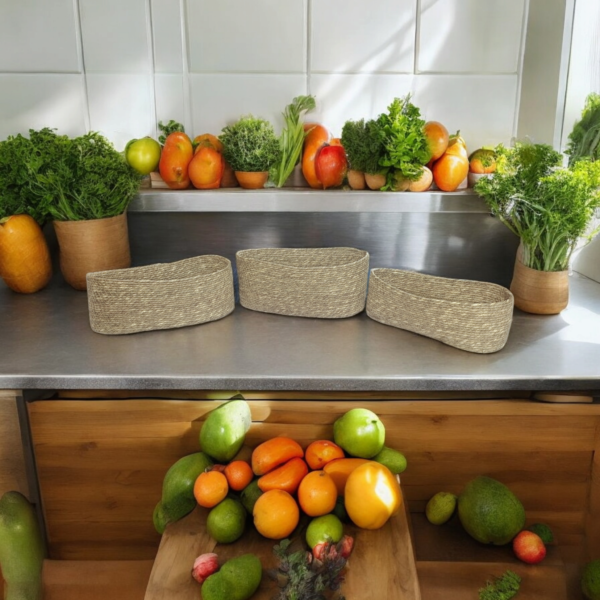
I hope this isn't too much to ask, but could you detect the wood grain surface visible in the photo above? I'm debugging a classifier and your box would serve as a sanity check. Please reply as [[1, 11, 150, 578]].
[[145, 501, 420, 600], [27, 397, 600, 572], [0, 390, 29, 498]]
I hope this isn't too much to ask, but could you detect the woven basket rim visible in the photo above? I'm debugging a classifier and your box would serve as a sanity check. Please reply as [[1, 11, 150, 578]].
[[370, 268, 513, 307], [236, 247, 369, 270], [86, 255, 231, 284]]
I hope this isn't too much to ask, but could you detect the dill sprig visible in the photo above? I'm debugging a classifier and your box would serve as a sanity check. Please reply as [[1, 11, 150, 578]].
[[479, 569, 521, 600], [269, 538, 348, 600]]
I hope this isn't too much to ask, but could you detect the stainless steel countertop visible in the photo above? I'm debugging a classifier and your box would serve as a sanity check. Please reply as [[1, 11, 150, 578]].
[[1, 270, 600, 392], [131, 188, 488, 213]]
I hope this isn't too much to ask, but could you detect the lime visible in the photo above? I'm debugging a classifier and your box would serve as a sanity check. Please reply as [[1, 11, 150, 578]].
[[306, 514, 344, 549], [240, 479, 263, 515], [206, 498, 246, 543], [202, 553, 262, 600], [425, 492, 457, 525], [373, 446, 407, 474], [333, 408, 385, 458], [582, 560, 600, 600], [526, 523, 554, 544]]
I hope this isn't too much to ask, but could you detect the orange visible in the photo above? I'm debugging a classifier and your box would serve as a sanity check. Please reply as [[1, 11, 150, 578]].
[[323, 458, 369, 496], [424, 121, 449, 161], [193, 470, 229, 508], [305, 440, 345, 471], [253, 489, 300, 539], [297, 470, 338, 517], [224, 460, 254, 492]]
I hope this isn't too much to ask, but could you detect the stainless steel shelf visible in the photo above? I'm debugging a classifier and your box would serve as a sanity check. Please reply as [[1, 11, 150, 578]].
[[130, 188, 489, 213]]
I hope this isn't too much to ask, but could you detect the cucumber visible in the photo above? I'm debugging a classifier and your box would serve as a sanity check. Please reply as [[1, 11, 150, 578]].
[[155, 452, 213, 534], [0, 491, 45, 600]]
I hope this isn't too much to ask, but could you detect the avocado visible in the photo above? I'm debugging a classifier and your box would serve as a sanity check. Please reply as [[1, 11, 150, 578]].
[[202, 553, 262, 600]]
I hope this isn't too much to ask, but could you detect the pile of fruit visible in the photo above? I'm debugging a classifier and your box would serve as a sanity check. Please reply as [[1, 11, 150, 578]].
[[153, 399, 408, 600]]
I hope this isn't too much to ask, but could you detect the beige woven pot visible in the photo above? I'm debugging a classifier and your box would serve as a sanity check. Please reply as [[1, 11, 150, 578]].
[[366, 268, 514, 353], [87, 255, 234, 335], [510, 259, 569, 315], [237, 247, 369, 318], [53, 212, 130, 291]]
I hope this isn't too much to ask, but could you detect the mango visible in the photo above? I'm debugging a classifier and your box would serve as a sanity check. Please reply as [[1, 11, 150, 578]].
[[200, 400, 252, 462], [201, 553, 262, 600]]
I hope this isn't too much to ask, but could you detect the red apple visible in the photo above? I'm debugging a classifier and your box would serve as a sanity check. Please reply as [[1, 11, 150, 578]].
[[513, 530, 546, 564], [315, 144, 348, 189]]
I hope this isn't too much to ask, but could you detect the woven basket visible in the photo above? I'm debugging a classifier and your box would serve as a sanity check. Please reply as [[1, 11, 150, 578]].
[[237, 247, 369, 318], [366, 269, 514, 353], [87, 255, 234, 335]]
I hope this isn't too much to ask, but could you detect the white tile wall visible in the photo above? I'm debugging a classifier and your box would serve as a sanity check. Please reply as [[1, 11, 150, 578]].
[[0, 0, 535, 153], [418, 0, 527, 73], [187, 0, 306, 73], [311, 0, 416, 74], [190, 75, 307, 136], [0, 1, 80, 73], [0, 75, 87, 140]]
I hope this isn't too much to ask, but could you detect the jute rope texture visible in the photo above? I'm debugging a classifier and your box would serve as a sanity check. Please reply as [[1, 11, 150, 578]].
[[366, 269, 514, 354], [87, 255, 234, 335], [237, 247, 370, 319]]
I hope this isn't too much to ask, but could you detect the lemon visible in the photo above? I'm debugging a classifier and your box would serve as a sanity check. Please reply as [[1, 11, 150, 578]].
[[206, 498, 246, 543], [425, 492, 457, 525]]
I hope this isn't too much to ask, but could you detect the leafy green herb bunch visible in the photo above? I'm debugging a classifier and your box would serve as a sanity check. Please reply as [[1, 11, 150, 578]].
[[474, 141, 600, 272], [341, 118, 385, 175], [0, 128, 71, 224], [376, 94, 432, 189], [566, 92, 600, 166], [220, 115, 281, 173], [28, 130, 142, 222]]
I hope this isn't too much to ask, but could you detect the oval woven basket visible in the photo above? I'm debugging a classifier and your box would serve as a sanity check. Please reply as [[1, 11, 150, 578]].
[[237, 247, 369, 318], [87, 255, 234, 335], [366, 269, 514, 353]]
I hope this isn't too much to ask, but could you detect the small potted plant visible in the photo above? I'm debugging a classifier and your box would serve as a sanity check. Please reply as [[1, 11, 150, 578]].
[[29, 130, 141, 290], [474, 141, 600, 314], [219, 116, 281, 189], [341, 118, 385, 190]]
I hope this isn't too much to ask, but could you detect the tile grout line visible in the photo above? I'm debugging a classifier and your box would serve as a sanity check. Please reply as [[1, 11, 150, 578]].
[[145, 0, 158, 139], [306, 0, 312, 97], [179, 0, 193, 135], [73, 0, 91, 132], [512, 0, 531, 143]]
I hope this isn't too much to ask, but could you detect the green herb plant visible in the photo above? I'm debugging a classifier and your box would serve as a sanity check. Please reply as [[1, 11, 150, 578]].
[[220, 115, 281, 174], [272, 96, 316, 187], [566, 92, 600, 166], [375, 94, 432, 189], [29, 131, 142, 222], [157, 120, 185, 146], [474, 142, 600, 272], [479, 569, 521, 600], [0, 128, 71, 224], [269, 538, 349, 600], [340, 119, 385, 175]]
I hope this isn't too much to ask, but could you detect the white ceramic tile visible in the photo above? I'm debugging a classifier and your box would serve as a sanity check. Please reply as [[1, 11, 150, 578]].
[[79, 0, 151, 72], [309, 74, 415, 137], [418, 0, 526, 73], [86, 74, 154, 150], [155, 74, 186, 133], [311, 0, 416, 73], [0, 75, 87, 140], [573, 235, 600, 284], [151, 0, 184, 73], [190, 75, 307, 136], [413, 75, 519, 151], [0, 1, 80, 72], [186, 0, 306, 73]]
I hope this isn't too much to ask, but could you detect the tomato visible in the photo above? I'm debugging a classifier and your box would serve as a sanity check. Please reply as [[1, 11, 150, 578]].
[[445, 133, 468, 160], [424, 121, 449, 162], [315, 144, 348, 189], [302, 123, 330, 189], [159, 132, 193, 189], [188, 146, 224, 189], [469, 148, 496, 174], [125, 137, 161, 175], [193, 133, 223, 154], [432, 153, 469, 192]]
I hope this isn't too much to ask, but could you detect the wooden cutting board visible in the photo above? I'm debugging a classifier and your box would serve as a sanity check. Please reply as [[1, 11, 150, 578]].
[[145, 500, 421, 600]]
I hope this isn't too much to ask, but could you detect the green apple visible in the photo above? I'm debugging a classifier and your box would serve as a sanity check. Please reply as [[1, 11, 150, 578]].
[[333, 408, 385, 458], [125, 137, 161, 175]]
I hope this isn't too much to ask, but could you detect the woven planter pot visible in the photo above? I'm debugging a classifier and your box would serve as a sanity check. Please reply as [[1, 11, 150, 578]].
[[87, 255, 234, 335], [366, 269, 514, 353], [237, 247, 369, 318], [53, 212, 131, 291]]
